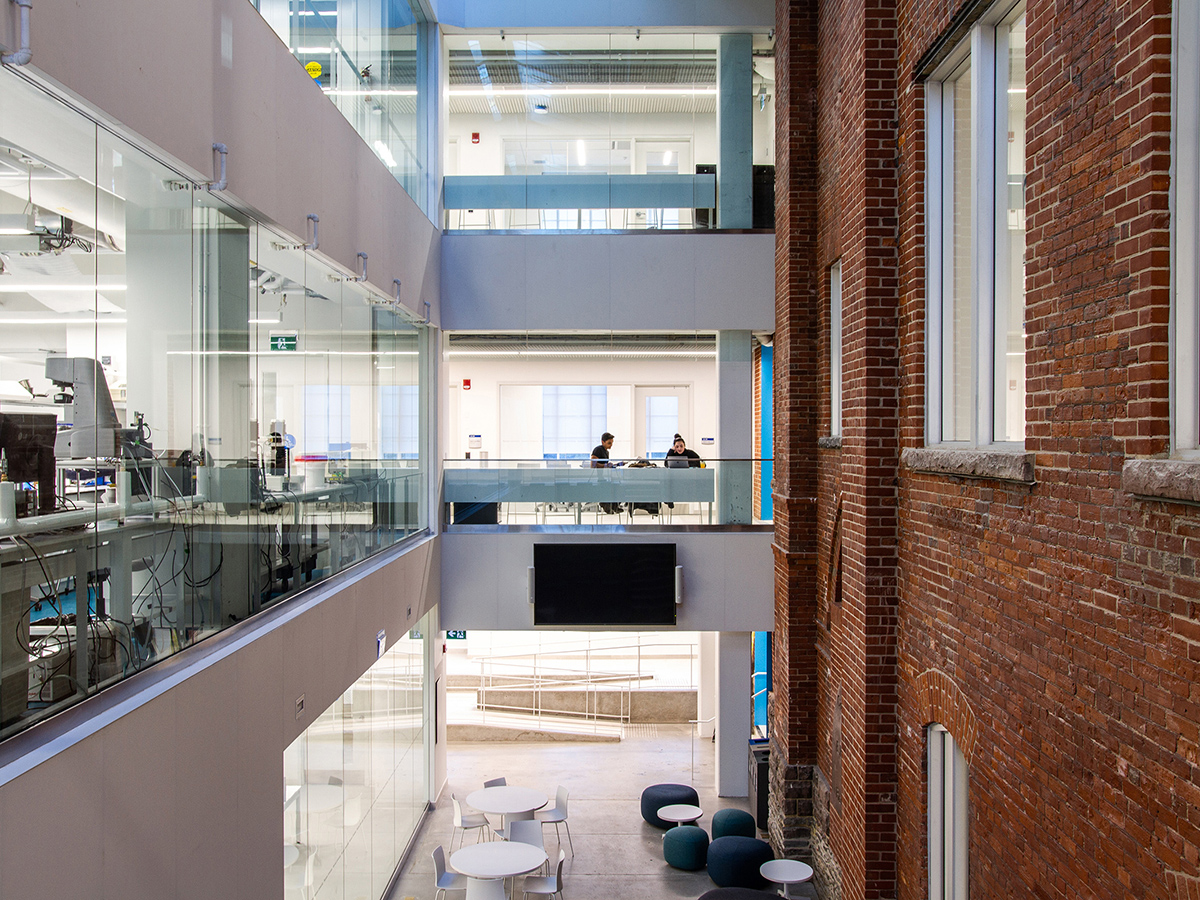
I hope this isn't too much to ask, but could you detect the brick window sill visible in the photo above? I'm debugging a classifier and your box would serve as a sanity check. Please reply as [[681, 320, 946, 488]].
[[901, 447, 1035, 484], [1122, 459, 1200, 505]]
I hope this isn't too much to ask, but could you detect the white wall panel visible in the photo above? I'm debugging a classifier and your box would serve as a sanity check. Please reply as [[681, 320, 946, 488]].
[[440, 530, 773, 631], [442, 232, 775, 332]]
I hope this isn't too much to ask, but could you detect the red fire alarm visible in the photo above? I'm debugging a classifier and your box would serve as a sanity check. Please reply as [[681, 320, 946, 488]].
[[471, 132, 480, 144], [463, 379, 471, 390]]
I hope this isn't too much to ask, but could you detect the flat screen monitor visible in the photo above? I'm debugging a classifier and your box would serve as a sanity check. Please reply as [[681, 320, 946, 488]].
[[533, 542, 677, 626]]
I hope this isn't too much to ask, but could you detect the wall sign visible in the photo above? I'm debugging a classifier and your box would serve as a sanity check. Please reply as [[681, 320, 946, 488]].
[[270, 332, 298, 352]]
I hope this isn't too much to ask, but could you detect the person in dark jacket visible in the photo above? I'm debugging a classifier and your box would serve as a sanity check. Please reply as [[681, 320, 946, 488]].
[[664, 434, 703, 468]]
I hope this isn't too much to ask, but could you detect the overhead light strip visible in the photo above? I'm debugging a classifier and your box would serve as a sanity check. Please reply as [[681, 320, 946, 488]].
[[448, 86, 718, 97], [0, 284, 127, 292], [446, 348, 716, 358]]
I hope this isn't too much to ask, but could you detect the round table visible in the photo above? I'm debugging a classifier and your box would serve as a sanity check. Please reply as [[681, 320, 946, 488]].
[[657, 803, 703, 826], [450, 841, 548, 879], [467, 785, 548, 833], [760, 859, 814, 897]]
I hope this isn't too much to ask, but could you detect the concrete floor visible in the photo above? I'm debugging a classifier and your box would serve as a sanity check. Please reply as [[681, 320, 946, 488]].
[[385, 725, 816, 900]]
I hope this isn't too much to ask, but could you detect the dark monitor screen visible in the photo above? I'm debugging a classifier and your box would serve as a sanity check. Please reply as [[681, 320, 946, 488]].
[[533, 543, 677, 626]]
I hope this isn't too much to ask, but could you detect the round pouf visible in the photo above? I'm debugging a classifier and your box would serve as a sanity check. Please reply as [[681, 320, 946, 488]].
[[640, 783, 700, 828], [697, 890, 781, 900], [707, 836, 774, 889], [663, 824, 709, 870], [712, 808, 757, 840]]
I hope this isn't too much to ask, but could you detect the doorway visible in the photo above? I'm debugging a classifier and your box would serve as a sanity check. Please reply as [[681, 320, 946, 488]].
[[634, 385, 690, 459]]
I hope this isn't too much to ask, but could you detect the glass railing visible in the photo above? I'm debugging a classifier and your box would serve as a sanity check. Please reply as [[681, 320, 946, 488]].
[[443, 173, 716, 231], [5, 457, 426, 742], [0, 65, 431, 743], [442, 458, 772, 526]]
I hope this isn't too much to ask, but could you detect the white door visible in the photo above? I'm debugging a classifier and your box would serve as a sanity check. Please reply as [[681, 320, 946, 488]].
[[634, 385, 690, 459]]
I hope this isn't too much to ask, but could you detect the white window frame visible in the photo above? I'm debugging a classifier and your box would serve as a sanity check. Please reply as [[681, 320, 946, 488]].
[[830, 259, 843, 437], [928, 724, 969, 900], [1174, 2, 1200, 457], [925, 1, 1026, 448]]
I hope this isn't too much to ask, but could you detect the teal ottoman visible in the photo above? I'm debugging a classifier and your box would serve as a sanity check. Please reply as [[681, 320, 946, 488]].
[[712, 808, 757, 839], [663, 824, 709, 870]]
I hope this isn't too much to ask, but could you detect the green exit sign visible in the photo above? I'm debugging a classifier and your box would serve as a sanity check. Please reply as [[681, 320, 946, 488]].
[[446, 630, 467, 640], [270, 332, 298, 352]]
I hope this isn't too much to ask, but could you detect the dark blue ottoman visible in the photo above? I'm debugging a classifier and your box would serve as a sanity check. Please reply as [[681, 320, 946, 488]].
[[662, 824, 709, 870], [712, 808, 757, 840], [697, 890, 780, 900], [707, 835, 774, 888], [640, 783, 700, 828]]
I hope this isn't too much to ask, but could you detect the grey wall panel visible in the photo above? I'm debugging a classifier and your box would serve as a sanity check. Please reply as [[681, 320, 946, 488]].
[[610, 236, 698, 331], [4, 0, 440, 327], [440, 530, 773, 632], [0, 738, 106, 899], [442, 233, 775, 333], [525, 237, 613, 330], [0, 539, 437, 900]]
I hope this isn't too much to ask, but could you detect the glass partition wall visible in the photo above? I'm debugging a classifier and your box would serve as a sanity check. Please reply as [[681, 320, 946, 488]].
[[284, 614, 428, 900], [0, 67, 429, 741], [444, 32, 776, 229], [254, 0, 431, 213]]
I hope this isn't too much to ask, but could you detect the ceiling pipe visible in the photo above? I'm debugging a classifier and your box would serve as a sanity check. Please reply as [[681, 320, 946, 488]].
[[1, 0, 32, 67]]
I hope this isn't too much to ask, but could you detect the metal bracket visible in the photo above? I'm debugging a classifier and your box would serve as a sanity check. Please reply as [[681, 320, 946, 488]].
[[205, 143, 228, 191], [304, 214, 319, 251], [354, 252, 368, 282]]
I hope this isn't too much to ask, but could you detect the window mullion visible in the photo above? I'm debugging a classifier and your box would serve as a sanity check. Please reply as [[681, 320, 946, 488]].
[[926, 81, 945, 445], [972, 24, 998, 447]]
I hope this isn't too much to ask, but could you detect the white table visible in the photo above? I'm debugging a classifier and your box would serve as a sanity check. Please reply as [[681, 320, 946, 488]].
[[466, 785, 549, 828], [760, 859, 814, 897], [451, 841, 548, 879], [657, 803, 703, 826]]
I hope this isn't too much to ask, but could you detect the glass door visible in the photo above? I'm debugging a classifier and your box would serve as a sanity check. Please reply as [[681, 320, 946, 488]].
[[634, 385, 689, 459]]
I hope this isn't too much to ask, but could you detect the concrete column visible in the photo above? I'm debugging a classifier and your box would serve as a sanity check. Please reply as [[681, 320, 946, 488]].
[[717, 33, 753, 229], [718, 330, 754, 523], [716, 630, 752, 797], [699, 632, 717, 740]]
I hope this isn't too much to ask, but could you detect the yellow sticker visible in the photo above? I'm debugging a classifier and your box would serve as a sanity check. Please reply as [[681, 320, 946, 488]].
[[305, 60, 323, 79]]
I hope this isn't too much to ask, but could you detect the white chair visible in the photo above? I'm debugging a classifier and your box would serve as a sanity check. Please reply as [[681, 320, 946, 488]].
[[432, 845, 468, 900], [452, 793, 490, 850], [521, 848, 566, 900], [535, 786, 573, 855], [483, 776, 507, 787], [508, 819, 548, 874], [481, 776, 508, 836], [465, 878, 507, 900]]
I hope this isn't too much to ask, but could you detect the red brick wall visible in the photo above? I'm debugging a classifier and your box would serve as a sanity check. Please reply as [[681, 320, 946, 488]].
[[776, 0, 1193, 898], [770, 0, 822, 859]]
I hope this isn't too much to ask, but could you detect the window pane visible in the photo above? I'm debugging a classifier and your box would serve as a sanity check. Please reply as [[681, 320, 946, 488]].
[[542, 385, 606, 457], [945, 66, 975, 441], [645, 395, 679, 457], [996, 14, 1027, 442]]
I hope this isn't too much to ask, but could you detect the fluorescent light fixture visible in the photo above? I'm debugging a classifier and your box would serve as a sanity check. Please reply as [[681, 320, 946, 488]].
[[0, 284, 127, 292], [0, 213, 36, 235], [0, 319, 116, 327], [374, 141, 398, 168], [323, 89, 418, 97], [450, 86, 718, 97], [1008, 87, 1027, 94], [446, 348, 715, 358], [167, 350, 420, 357], [663, 150, 673, 166], [293, 46, 333, 54], [249, 317, 281, 325], [577, 140, 587, 166]]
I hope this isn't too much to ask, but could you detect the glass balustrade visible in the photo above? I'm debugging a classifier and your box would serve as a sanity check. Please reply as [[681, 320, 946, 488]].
[[0, 66, 431, 743], [442, 458, 772, 526]]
